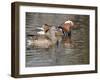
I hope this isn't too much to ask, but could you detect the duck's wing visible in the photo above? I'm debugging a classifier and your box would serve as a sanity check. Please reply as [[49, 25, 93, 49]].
[[36, 27, 44, 31], [37, 31, 45, 35]]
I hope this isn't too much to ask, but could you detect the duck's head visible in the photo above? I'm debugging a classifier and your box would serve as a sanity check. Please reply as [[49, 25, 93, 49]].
[[42, 24, 50, 33], [64, 20, 74, 27]]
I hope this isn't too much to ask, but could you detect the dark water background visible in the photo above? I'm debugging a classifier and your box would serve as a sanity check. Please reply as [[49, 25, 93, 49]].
[[26, 12, 89, 67]]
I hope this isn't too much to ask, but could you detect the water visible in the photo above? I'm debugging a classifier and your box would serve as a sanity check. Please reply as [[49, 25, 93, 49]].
[[26, 27, 89, 67], [26, 12, 89, 67]]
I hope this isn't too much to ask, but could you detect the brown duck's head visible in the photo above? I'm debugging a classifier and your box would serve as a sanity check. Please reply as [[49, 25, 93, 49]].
[[62, 20, 74, 31], [64, 20, 74, 27]]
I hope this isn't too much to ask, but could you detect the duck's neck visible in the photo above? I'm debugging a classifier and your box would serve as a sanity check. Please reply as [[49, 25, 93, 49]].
[[45, 29, 49, 33], [49, 27, 57, 44]]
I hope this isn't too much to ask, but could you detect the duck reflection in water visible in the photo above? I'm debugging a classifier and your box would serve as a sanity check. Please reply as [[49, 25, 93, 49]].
[[61, 36, 73, 48]]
